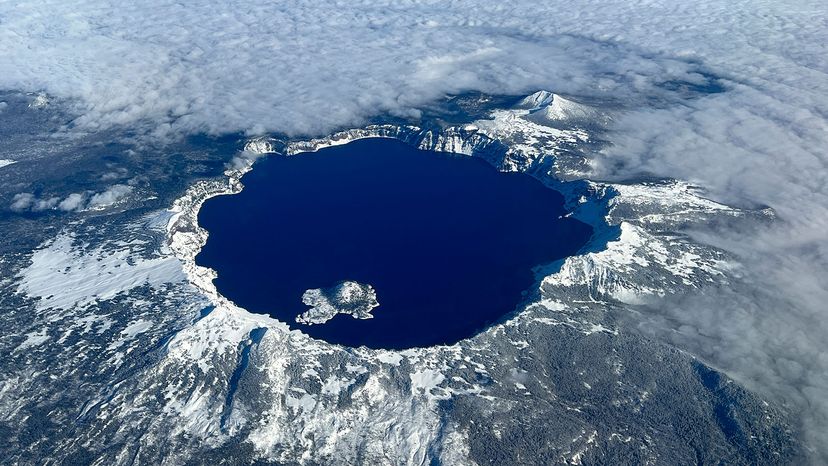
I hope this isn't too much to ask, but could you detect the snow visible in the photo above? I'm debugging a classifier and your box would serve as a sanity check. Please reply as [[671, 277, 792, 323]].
[[438, 425, 479, 466], [17, 328, 49, 350], [137, 104, 756, 464], [542, 222, 728, 304], [375, 352, 404, 366], [321, 376, 358, 396], [6, 92, 766, 464], [606, 181, 748, 227], [296, 281, 379, 325], [121, 319, 153, 338], [568, 430, 598, 465], [518, 90, 555, 109], [410, 369, 445, 397], [17, 233, 186, 312], [285, 392, 317, 414], [28, 93, 49, 109], [538, 94, 605, 124], [345, 363, 368, 375]]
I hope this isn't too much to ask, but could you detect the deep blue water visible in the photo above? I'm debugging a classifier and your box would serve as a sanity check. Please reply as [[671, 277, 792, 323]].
[[196, 138, 592, 349]]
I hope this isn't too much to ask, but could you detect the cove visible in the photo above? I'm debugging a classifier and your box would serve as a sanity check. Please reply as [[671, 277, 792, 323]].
[[196, 138, 592, 349]]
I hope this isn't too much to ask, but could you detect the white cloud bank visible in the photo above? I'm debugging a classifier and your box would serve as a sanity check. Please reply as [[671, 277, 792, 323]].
[[1, 0, 827, 461], [0, 0, 762, 138]]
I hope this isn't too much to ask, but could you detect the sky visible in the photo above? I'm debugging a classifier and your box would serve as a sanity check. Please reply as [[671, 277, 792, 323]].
[[2, 0, 827, 460]]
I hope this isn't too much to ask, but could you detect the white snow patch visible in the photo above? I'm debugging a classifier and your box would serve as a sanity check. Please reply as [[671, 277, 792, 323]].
[[121, 319, 153, 338], [284, 393, 317, 414], [28, 93, 49, 109], [376, 352, 404, 366], [17, 328, 49, 350], [410, 369, 445, 397], [321, 376, 357, 396], [17, 233, 185, 311], [543, 222, 727, 303]]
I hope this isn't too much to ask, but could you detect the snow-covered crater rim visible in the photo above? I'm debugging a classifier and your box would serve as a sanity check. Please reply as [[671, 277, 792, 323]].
[[164, 102, 742, 349], [164, 121, 597, 344]]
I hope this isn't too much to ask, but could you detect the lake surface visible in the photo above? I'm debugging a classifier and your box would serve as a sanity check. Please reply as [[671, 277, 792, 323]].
[[196, 138, 592, 349]]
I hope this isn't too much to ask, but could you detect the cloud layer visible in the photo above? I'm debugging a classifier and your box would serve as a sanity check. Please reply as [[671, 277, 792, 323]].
[[1, 0, 749, 137], [1, 0, 827, 461]]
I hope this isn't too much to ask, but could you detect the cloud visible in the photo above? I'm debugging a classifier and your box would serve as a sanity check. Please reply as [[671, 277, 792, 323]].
[[87, 184, 133, 209], [10, 193, 61, 211], [0, 0, 738, 138], [588, 33, 828, 464], [100, 167, 128, 181], [10, 193, 35, 211], [58, 193, 87, 211], [10, 185, 133, 212], [1, 0, 826, 461]]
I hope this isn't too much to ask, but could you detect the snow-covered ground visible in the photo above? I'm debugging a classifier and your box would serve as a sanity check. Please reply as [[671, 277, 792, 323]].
[[0, 91, 802, 465]]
